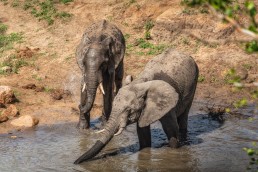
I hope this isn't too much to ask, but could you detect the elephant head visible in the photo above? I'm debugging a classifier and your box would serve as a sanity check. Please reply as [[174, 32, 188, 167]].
[[80, 37, 115, 114], [74, 80, 179, 164]]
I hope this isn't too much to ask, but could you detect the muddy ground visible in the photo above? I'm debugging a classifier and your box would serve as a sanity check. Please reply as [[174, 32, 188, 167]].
[[0, 0, 257, 134]]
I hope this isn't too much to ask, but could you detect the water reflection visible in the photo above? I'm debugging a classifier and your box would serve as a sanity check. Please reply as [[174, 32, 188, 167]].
[[0, 108, 257, 172]]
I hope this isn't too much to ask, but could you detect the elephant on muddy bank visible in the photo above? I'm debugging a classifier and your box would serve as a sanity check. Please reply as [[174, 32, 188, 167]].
[[76, 20, 125, 129], [74, 48, 199, 164]]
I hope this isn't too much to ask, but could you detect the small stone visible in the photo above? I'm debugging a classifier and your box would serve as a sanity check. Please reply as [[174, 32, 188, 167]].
[[0, 115, 8, 123], [237, 68, 248, 80], [1, 104, 19, 119], [10, 135, 17, 139], [10, 115, 39, 127], [0, 86, 17, 105]]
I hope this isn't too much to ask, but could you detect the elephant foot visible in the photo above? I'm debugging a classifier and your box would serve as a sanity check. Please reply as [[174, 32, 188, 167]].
[[77, 119, 90, 129], [179, 129, 188, 141], [169, 137, 179, 148]]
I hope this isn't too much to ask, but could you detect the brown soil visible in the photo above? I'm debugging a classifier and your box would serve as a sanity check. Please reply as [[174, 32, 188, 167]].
[[0, 0, 257, 134]]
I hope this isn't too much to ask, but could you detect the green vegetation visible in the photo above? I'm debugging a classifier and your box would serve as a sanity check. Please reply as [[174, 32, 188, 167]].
[[181, 0, 258, 53], [243, 141, 258, 170], [144, 20, 154, 40], [233, 98, 248, 108], [126, 0, 136, 6], [32, 74, 42, 81], [125, 34, 167, 56], [11, 0, 20, 7], [1, 0, 73, 25], [0, 23, 39, 75], [0, 54, 28, 74], [0, 23, 23, 53], [0, 23, 8, 34], [43, 86, 53, 92], [245, 40, 258, 53], [59, 0, 73, 4], [198, 75, 205, 82], [224, 68, 241, 84], [123, 0, 140, 10], [124, 33, 131, 41]]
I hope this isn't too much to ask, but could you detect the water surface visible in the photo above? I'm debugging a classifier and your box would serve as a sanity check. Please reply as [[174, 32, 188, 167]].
[[0, 104, 257, 172]]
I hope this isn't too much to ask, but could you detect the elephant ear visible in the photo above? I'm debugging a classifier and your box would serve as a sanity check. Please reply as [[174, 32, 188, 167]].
[[138, 81, 179, 128]]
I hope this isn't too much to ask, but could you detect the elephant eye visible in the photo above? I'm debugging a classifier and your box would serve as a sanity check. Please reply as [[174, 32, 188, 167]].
[[99, 63, 107, 70]]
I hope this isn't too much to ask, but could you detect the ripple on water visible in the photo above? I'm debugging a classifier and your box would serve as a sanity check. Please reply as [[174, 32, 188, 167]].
[[0, 110, 257, 172]]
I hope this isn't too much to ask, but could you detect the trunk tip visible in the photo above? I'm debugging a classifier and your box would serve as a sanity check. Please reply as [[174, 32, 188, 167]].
[[74, 157, 86, 164], [74, 140, 105, 164], [74, 159, 81, 164]]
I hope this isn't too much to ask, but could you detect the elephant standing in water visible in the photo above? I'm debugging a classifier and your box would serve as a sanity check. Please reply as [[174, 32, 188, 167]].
[[74, 49, 199, 164], [76, 20, 125, 129]]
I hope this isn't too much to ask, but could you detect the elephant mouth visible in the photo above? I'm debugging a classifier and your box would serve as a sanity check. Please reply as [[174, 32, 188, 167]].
[[82, 82, 105, 95]]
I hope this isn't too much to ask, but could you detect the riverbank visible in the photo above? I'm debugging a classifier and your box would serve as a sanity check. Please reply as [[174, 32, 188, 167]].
[[0, 0, 257, 134]]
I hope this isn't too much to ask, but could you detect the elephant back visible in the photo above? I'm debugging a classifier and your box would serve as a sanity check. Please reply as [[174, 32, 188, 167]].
[[137, 48, 199, 99]]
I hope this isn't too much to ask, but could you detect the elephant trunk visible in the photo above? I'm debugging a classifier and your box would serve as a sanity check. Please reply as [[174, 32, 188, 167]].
[[81, 72, 98, 114], [74, 114, 119, 164], [74, 140, 105, 164]]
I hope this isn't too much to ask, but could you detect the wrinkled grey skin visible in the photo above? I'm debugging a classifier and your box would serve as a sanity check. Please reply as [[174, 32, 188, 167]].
[[74, 49, 199, 164], [76, 20, 125, 129]]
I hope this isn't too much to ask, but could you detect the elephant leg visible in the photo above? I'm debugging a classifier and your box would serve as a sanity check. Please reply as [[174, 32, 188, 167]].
[[177, 100, 194, 142], [159, 111, 179, 148], [177, 105, 190, 135], [77, 79, 90, 129], [137, 122, 151, 150], [102, 72, 114, 122], [115, 61, 123, 95]]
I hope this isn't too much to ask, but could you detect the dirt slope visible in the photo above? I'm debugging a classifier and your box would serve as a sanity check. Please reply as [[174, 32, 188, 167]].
[[0, 0, 257, 133]]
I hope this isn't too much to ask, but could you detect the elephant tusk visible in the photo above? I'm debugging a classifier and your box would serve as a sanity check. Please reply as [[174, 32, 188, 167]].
[[82, 82, 86, 92], [99, 83, 105, 95], [95, 129, 106, 134], [114, 128, 124, 136]]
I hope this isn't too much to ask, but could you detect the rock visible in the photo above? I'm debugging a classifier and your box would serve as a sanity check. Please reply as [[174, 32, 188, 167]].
[[16, 47, 40, 58], [51, 89, 71, 100], [237, 68, 248, 80], [1, 104, 19, 119], [0, 115, 8, 123], [22, 83, 36, 89], [1, 66, 12, 73], [0, 86, 17, 106], [21, 84, 45, 92], [10, 115, 39, 127], [35, 86, 45, 92]]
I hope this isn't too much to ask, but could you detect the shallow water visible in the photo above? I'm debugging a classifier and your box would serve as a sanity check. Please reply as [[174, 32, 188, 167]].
[[0, 104, 257, 172]]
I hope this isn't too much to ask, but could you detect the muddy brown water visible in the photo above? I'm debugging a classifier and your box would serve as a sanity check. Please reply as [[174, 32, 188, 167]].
[[0, 103, 257, 172]]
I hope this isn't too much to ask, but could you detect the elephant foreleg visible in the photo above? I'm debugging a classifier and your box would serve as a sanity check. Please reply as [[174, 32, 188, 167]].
[[115, 61, 124, 95], [159, 111, 179, 148], [102, 72, 114, 122], [137, 122, 151, 150]]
